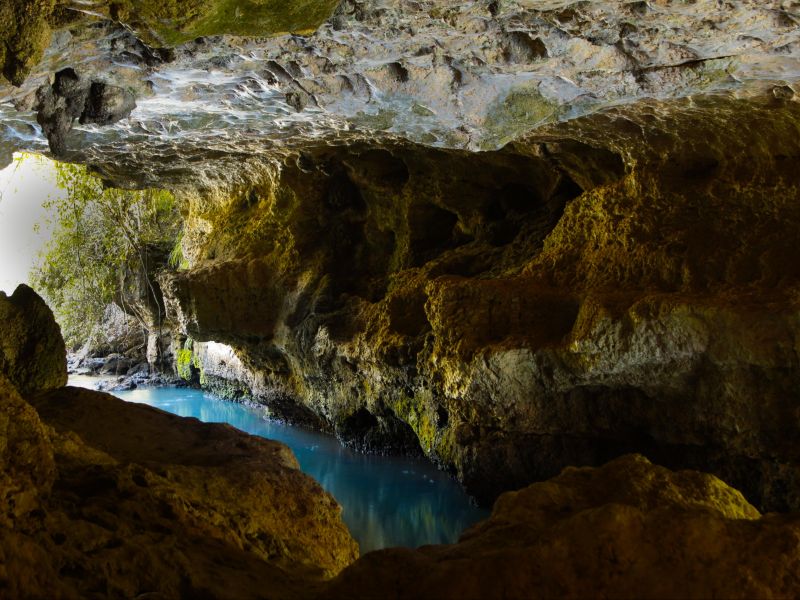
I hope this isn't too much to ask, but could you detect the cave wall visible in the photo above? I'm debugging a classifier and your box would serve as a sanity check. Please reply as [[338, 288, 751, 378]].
[[160, 91, 800, 509]]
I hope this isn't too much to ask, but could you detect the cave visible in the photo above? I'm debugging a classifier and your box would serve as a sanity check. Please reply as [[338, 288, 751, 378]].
[[2, 0, 800, 598]]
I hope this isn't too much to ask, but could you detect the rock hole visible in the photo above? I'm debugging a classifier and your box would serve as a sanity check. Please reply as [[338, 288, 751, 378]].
[[503, 32, 549, 63], [388, 289, 430, 337], [325, 171, 366, 212], [344, 149, 410, 190], [436, 406, 449, 427], [386, 62, 410, 83], [339, 408, 424, 456]]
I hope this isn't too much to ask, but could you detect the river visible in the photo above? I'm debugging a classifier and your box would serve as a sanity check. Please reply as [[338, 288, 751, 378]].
[[68, 378, 488, 553]]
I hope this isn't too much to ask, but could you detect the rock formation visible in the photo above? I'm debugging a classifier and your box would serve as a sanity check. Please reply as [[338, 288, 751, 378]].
[[0, 284, 67, 396], [2, 0, 800, 594], [2, 0, 798, 511], [323, 454, 800, 600], [0, 285, 358, 597], [34, 67, 136, 155], [2, 287, 800, 598]]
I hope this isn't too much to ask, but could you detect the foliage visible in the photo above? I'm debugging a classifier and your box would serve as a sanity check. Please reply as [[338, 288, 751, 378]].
[[168, 230, 189, 269], [176, 348, 194, 381], [30, 161, 180, 349]]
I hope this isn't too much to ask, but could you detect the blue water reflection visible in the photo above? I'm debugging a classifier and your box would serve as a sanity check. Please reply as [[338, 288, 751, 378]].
[[108, 385, 488, 552]]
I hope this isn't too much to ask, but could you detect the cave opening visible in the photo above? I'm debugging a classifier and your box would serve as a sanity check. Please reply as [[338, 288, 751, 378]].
[[3, 0, 800, 596]]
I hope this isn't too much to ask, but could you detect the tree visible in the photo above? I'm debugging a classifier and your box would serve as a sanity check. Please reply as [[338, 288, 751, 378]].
[[31, 161, 180, 350]]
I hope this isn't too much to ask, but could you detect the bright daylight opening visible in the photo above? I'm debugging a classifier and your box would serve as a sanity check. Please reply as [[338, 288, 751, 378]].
[[0, 153, 61, 294]]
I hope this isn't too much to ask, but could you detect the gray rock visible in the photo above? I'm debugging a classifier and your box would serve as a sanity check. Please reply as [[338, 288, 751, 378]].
[[34, 68, 136, 155], [79, 81, 136, 126]]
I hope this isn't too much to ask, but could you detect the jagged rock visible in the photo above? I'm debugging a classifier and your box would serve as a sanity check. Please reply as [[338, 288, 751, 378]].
[[0, 382, 361, 597], [2, 0, 798, 187], [34, 67, 136, 155], [159, 93, 800, 511], [0, 0, 54, 86], [31, 387, 359, 579], [321, 455, 800, 600], [0, 284, 66, 396], [0, 0, 341, 87], [79, 80, 136, 126], [0, 373, 55, 525], [2, 3, 800, 594]]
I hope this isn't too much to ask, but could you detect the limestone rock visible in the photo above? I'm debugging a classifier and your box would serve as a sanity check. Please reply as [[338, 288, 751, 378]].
[[34, 68, 136, 155], [322, 455, 800, 600], [156, 94, 800, 512], [0, 373, 55, 526], [0, 283, 357, 597], [2, 0, 799, 187], [0, 284, 66, 396], [0, 0, 54, 86]]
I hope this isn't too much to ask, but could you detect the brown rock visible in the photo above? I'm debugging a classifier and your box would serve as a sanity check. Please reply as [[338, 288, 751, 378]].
[[0, 284, 67, 396], [322, 455, 800, 600], [0, 383, 358, 598], [31, 386, 359, 577]]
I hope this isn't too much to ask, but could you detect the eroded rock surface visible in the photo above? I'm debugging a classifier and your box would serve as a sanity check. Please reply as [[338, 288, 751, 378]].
[[2, 0, 799, 184], [157, 90, 800, 510], [2, 0, 800, 540], [322, 455, 800, 600]]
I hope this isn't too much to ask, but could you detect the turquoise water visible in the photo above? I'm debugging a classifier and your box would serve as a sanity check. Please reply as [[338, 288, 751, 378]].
[[87, 383, 488, 552]]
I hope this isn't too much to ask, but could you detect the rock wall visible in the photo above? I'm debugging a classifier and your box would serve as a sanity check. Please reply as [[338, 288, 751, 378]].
[[161, 91, 800, 510], [3, 285, 800, 597]]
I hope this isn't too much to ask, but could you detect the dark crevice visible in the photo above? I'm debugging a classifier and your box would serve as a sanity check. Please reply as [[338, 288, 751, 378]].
[[338, 408, 424, 456]]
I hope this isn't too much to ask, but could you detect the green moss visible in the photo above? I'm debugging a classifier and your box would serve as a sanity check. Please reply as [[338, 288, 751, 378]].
[[176, 348, 194, 381], [1, 0, 55, 85], [112, 0, 340, 46], [411, 103, 435, 117], [351, 109, 398, 131], [390, 391, 454, 463], [481, 84, 559, 149]]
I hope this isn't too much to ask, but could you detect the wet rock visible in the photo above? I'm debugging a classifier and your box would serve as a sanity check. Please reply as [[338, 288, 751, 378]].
[[0, 284, 66, 396], [2, 0, 798, 187], [79, 80, 136, 126], [34, 68, 136, 155], [286, 88, 310, 112], [98, 354, 134, 375], [322, 455, 800, 599]]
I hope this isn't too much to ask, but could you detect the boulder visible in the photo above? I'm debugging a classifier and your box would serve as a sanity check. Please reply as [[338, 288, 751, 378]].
[[0, 284, 66, 396], [322, 455, 800, 599]]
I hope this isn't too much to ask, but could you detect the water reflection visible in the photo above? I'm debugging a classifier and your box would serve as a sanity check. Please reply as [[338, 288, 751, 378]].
[[105, 385, 488, 552]]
